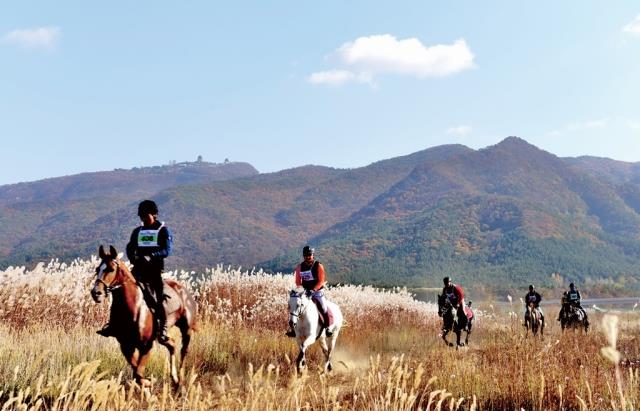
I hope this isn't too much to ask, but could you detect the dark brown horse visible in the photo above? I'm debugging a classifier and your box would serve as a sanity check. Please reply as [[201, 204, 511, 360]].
[[91, 245, 197, 387]]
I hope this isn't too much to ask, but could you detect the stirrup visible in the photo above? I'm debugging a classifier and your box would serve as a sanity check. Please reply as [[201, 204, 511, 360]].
[[96, 323, 114, 337], [157, 331, 170, 343]]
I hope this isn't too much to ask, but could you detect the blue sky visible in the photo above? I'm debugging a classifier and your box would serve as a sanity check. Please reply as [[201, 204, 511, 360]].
[[1, 2, 639, 185]]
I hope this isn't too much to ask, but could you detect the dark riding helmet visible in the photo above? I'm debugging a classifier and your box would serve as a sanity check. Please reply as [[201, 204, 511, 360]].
[[137, 200, 159, 217], [302, 245, 314, 257], [443, 276, 451, 285], [529, 285, 534, 291], [569, 282, 575, 289]]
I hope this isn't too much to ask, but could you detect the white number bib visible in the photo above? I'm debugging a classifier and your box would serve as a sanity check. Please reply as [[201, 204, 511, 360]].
[[138, 223, 164, 247], [300, 269, 314, 281]]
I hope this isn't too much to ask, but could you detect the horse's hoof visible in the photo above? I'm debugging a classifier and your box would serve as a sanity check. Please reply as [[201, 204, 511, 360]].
[[447, 342, 454, 347]]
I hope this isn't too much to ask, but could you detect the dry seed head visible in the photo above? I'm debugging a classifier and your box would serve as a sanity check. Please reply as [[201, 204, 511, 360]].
[[601, 314, 619, 348], [600, 346, 621, 364]]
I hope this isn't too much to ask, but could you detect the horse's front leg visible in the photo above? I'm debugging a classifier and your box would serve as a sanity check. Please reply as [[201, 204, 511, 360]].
[[296, 335, 315, 373], [119, 343, 145, 386], [441, 329, 453, 347], [133, 343, 154, 387], [455, 329, 463, 348]]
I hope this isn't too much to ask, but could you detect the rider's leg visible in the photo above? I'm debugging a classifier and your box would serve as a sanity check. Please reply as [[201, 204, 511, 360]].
[[312, 290, 332, 337], [152, 274, 169, 342], [97, 300, 117, 337]]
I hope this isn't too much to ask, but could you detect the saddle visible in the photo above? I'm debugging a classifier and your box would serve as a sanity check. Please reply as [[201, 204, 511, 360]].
[[312, 300, 335, 327], [463, 305, 474, 320]]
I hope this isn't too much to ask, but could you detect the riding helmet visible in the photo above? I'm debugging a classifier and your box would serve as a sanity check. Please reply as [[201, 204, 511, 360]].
[[443, 276, 451, 285], [302, 245, 314, 256], [138, 200, 159, 217]]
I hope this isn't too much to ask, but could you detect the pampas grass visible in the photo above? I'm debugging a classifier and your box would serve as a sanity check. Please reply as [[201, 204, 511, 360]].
[[0, 259, 638, 410]]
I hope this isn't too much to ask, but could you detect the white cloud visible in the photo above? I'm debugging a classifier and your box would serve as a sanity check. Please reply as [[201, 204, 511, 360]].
[[307, 70, 373, 86], [337, 35, 475, 77], [309, 34, 475, 87], [627, 120, 640, 131], [1, 27, 60, 51], [446, 125, 472, 137], [546, 118, 609, 137], [623, 15, 640, 35], [566, 118, 608, 132]]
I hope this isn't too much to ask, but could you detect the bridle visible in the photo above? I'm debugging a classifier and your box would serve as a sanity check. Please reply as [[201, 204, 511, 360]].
[[95, 260, 127, 295], [289, 292, 309, 320]]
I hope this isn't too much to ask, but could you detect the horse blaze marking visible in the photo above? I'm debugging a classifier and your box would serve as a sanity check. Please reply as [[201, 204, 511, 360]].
[[98, 263, 106, 278]]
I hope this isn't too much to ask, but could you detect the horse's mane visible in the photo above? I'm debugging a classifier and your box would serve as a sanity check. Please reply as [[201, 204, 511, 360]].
[[112, 259, 137, 284]]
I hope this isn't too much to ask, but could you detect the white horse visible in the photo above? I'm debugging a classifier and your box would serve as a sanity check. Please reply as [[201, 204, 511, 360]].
[[288, 289, 343, 373]]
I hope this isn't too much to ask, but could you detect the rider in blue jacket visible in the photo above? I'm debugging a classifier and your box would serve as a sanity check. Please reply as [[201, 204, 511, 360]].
[[97, 200, 173, 342]]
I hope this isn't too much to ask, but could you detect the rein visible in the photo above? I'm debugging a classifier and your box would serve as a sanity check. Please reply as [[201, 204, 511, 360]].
[[290, 293, 310, 318], [96, 261, 132, 295]]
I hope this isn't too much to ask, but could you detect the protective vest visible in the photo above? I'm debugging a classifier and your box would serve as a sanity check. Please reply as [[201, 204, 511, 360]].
[[444, 285, 463, 305], [300, 260, 320, 290], [526, 292, 540, 304]]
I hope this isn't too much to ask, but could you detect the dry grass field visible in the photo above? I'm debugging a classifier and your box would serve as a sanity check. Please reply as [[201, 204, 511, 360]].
[[0, 259, 638, 410]]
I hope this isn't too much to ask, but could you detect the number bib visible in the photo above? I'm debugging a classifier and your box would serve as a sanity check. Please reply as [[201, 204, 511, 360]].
[[138, 223, 164, 247], [300, 269, 314, 282]]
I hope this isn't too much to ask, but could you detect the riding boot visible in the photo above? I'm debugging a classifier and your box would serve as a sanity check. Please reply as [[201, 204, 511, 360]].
[[285, 327, 296, 338], [321, 310, 332, 337], [156, 303, 169, 342]]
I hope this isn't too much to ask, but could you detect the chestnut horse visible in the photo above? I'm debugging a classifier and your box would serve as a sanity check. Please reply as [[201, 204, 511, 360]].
[[91, 245, 197, 387]]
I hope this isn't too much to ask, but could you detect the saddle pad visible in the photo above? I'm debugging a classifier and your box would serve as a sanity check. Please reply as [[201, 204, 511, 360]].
[[163, 282, 182, 314], [317, 306, 334, 327], [464, 306, 474, 320]]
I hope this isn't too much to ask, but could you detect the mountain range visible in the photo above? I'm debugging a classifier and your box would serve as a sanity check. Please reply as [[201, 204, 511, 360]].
[[2, 138, 640, 296]]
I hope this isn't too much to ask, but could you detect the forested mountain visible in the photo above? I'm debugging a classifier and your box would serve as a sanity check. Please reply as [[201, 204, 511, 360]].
[[0, 161, 258, 264], [265, 138, 640, 295], [2, 138, 640, 296]]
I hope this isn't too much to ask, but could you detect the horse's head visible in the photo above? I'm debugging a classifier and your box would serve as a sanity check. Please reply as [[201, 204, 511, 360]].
[[437, 294, 450, 317], [91, 245, 126, 303], [288, 288, 310, 329]]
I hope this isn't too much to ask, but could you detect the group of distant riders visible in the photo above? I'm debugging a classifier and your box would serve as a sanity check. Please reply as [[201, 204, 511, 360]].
[[437, 278, 589, 344], [524, 282, 589, 331]]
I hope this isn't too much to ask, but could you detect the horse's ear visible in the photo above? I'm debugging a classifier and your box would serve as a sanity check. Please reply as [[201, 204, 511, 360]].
[[99, 245, 106, 259], [109, 245, 118, 259]]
